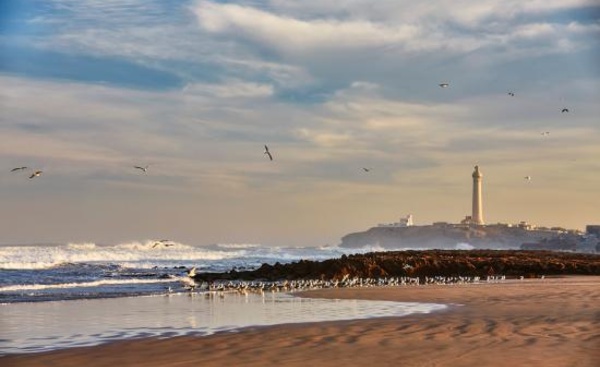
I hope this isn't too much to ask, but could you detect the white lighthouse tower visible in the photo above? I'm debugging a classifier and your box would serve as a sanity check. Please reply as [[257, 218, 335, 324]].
[[472, 165, 484, 225]]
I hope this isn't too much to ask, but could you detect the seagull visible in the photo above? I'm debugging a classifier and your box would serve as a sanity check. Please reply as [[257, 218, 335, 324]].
[[29, 170, 43, 179], [152, 240, 173, 248], [541, 131, 550, 136], [561, 108, 569, 113], [362, 167, 370, 172], [524, 176, 532, 181], [264, 145, 273, 161], [134, 165, 149, 173], [439, 83, 449, 88], [507, 92, 515, 97], [11, 166, 28, 172], [186, 266, 197, 278]]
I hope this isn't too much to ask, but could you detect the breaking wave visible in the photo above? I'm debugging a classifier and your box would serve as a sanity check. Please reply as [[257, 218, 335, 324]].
[[0, 278, 176, 292], [0, 241, 394, 270]]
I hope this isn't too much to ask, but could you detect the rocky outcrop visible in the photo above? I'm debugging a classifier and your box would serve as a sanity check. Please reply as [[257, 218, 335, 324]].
[[340, 224, 563, 249], [193, 250, 600, 282]]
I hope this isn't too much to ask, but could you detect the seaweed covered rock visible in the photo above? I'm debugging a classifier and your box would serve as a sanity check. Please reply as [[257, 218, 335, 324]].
[[193, 250, 600, 282]]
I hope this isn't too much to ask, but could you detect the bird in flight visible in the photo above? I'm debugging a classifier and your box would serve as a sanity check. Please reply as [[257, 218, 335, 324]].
[[152, 240, 174, 249], [134, 165, 149, 173], [507, 92, 515, 97], [264, 145, 273, 161], [10, 166, 28, 172], [439, 83, 449, 88], [561, 108, 569, 113], [362, 167, 371, 172], [541, 131, 550, 136], [524, 176, 532, 181], [29, 170, 43, 179]]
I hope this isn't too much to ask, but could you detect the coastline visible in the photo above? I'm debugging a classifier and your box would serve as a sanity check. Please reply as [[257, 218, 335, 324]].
[[2, 276, 598, 367]]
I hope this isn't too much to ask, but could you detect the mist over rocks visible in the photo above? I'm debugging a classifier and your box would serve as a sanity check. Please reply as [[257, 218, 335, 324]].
[[193, 250, 600, 282]]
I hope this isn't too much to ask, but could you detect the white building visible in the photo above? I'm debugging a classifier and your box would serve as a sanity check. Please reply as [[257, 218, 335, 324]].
[[378, 214, 414, 228]]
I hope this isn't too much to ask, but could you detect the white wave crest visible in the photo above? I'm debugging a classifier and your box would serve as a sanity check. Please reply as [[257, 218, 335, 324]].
[[114, 240, 191, 250], [0, 241, 252, 270], [0, 278, 176, 292], [455, 243, 475, 250], [66, 242, 97, 250], [0, 241, 410, 271], [215, 243, 260, 249]]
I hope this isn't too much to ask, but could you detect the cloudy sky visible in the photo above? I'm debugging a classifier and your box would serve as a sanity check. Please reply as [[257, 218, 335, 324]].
[[1, 0, 599, 246]]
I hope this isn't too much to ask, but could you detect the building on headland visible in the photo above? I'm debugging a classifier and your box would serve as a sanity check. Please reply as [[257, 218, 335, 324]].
[[518, 221, 534, 230], [471, 165, 484, 225], [378, 214, 414, 228], [341, 165, 596, 252], [462, 165, 484, 225]]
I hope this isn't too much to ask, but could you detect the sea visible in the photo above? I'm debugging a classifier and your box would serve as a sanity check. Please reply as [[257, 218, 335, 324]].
[[0, 241, 448, 354], [0, 241, 396, 304]]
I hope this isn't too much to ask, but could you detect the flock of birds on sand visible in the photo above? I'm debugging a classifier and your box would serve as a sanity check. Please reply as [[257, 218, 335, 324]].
[[171, 270, 548, 296], [8, 82, 571, 183]]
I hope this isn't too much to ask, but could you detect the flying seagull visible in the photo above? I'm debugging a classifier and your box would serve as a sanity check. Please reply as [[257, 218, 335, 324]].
[[439, 83, 449, 88], [152, 239, 174, 248], [264, 145, 273, 161], [134, 165, 149, 173], [29, 170, 43, 179], [508, 92, 515, 97], [362, 167, 371, 172], [10, 166, 28, 172], [561, 108, 569, 113], [541, 131, 550, 136]]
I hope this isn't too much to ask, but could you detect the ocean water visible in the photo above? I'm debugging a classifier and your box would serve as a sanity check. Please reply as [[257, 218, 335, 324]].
[[0, 241, 447, 355], [0, 241, 391, 303], [0, 292, 447, 354]]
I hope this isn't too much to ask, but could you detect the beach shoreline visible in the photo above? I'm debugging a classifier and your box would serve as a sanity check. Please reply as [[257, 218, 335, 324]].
[[2, 276, 598, 367]]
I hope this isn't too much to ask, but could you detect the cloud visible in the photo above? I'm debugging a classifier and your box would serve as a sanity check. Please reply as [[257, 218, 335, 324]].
[[195, 1, 419, 53], [193, 0, 599, 58], [183, 80, 274, 98]]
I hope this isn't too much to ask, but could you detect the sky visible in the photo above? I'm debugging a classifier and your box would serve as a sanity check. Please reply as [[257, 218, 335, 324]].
[[1, 0, 599, 247]]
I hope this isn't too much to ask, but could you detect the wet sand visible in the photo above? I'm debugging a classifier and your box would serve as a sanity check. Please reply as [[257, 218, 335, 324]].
[[2, 276, 598, 367]]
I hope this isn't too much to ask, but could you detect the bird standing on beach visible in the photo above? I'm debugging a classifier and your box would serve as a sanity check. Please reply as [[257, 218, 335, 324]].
[[10, 166, 28, 172], [541, 131, 550, 136], [29, 170, 43, 179], [524, 176, 532, 181], [134, 165, 149, 173], [264, 145, 273, 161]]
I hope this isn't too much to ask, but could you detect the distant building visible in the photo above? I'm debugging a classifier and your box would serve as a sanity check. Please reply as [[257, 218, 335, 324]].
[[378, 214, 414, 228], [471, 165, 484, 225], [518, 221, 533, 230], [462, 166, 484, 225]]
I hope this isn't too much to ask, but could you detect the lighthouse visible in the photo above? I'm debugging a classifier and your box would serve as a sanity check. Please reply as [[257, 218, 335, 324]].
[[472, 165, 484, 225]]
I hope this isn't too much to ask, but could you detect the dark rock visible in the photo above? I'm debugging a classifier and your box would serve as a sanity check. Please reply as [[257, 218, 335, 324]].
[[193, 250, 600, 282]]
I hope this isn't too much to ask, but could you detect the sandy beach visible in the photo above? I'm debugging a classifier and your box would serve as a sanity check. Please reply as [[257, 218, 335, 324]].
[[2, 276, 598, 367]]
